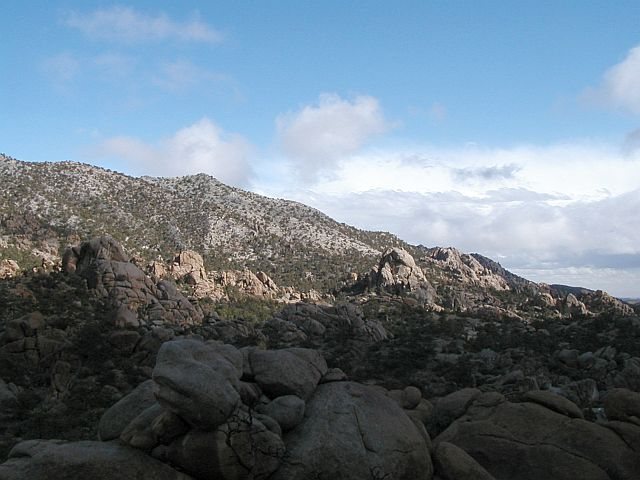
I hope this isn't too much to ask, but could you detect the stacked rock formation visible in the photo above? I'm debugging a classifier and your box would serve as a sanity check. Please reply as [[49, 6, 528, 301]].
[[366, 248, 438, 308], [148, 249, 281, 301], [63, 236, 203, 326], [369, 247, 430, 291], [0, 311, 64, 367], [0, 339, 433, 479], [424, 247, 510, 291]]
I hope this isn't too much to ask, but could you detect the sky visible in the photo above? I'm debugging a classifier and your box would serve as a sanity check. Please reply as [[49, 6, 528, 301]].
[[2, 1, 640, 297]]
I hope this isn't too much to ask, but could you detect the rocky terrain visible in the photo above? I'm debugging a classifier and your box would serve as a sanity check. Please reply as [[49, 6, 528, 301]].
[[1, 154, 640, 479]]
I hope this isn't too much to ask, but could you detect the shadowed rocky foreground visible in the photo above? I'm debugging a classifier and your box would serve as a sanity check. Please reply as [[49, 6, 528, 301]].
[[1, 337, 640, 479], [1, 235, 640, 479]]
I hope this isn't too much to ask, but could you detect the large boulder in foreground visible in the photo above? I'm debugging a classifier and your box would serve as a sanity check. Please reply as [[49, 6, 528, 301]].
[[249, 347, 327, 400], [1, 340, 436, 480], [0, 440, 192, 480], [98, 380, 157, 441], [433, 441, 496, 480], [272, 381, 432, 480], [436, 396, 640, 480], [152, 339, 242, 430], [162, 413, 285, 480], [604, 388, 640, 425]]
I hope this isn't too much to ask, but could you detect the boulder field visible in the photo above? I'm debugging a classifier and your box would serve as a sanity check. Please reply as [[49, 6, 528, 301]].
[[1, 339, 639, 479]]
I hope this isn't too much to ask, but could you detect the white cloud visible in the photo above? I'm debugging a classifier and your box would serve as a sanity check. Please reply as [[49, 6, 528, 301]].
[[254, 142, 640, 296], [276, 93, 389, 179], [64, 6, 222, 44], [586, 44, 640, 113], [94, 118, 252, 186]]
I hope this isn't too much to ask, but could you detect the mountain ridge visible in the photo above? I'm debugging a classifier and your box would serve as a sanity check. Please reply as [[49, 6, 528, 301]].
[[0, 153, 634, 316], [0, 154, 407, 291]]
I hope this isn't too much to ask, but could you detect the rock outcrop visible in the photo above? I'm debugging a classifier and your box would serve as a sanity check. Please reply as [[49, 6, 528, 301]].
[[433, 441, 496, 480], [0, 260, 19, 279], [582, 290, 635, 317], [215, 269, 279, 298], [0, 378, 18, 417], [0, 440, 192, 480], [152, 340, 242, 430], [604, 388, 640, 425], [562, 293, 589, 317], [0, 340, 433, 479], [364, 247, 439, 308], [249, 347, 327, 400], [149, 249, 281, 302], [170, 251, 207, 284], [0, 311, 65, 366], [63, 236, 203, 326], [273, 381, 433, 480], [98, 380, 157, 441], [369, 247, 431, 292], [424, 247, 510, 291], [434, 392, 640, 480]]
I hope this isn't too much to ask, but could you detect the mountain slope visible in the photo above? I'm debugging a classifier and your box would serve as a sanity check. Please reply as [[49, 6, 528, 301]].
[[1, 154, 635, 318], [0, 154, 405, 289]]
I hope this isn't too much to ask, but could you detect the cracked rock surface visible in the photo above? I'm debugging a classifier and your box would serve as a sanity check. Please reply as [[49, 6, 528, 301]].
[[272, 381, 433, 480], [435, 395, 640, 480]]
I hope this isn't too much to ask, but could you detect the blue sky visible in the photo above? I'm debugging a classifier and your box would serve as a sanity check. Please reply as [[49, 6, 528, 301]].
[[2, 1, 640, 296]]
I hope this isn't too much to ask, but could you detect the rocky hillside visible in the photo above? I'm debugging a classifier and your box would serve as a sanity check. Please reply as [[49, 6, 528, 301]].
[[2, 154, 636, 319], [0, 154, 404, 290], [0, 236, 639, 477]]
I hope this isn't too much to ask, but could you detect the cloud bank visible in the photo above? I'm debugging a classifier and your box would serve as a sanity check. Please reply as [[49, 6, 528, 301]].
[[256, 142, 640, 296]]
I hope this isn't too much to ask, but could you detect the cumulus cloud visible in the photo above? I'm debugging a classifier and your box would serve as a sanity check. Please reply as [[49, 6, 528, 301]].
[[94, 118, 252, 186], [276, 93, 389, 179], [63, 6, 222, 44], [585, 44, 640, 113]]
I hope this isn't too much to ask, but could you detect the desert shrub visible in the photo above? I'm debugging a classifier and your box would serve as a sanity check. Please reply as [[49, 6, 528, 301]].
[[211, 294, 279, 325]]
